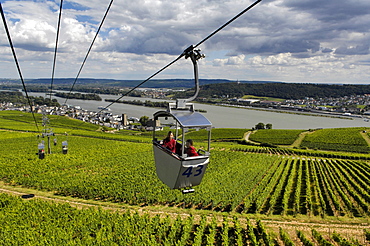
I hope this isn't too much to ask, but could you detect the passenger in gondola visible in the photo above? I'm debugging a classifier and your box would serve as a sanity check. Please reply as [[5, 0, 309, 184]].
[[185, 139, 199, 157], [162, 131, 177, 153]]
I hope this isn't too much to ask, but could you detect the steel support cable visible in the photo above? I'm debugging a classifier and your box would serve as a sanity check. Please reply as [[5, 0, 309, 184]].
[[98, 0, 262, 113], [64, 53, 183, 133], [49, 0, 64, 101], [0, 3, 40, 132], [64, 0, 114, 105], [41, 0, 63, 141], [100, 54, 184, 113]]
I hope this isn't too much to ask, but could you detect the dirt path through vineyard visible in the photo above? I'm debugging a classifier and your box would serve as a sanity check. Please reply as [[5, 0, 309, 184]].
[[360, 129, 370, 146], [290, 130, 312, 148], [1, 183, 369, 244]]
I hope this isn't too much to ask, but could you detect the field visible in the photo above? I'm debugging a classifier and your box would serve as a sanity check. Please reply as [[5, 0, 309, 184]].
[[1, 111, 370, 245], [187, 128, 248, 141], [1, 192, 368, 245], [248, 127, 370, 153], [300, 128, 370, 153], [249, 129, 305, 145]]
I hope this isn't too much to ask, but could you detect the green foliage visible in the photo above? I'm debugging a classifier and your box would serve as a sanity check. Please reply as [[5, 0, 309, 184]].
[[256, 220, 273, 245], [105, 99, 169, 109], [249, 129, 305, 145], [54, 92, 102, 101], [0, 193, 150, 244], [0, 91, 60, 107], [0, 193, 288, 245], [2, 127, 370, 217], [279, 227, 294, 246], [0, 111, 152, 142], [246, 219, 258, 246], [186, 128, 248, 141], [297, 230, 315, 246], [255, 122, 265, 130], [364, 229, 370, 242], [139, 115, 149, 126], [0, 112, 369, 244], [312, 229, 335, 246], [0, 111, 99, 133], [332, 232, 357, 246], [198, 82, 370, 100], [365, 229, 370, 242], [1, 110, 370, 219], [235, 145, 370, 160], [301, 128, 370, 153], [0, 129, 277, 210], [0, 91, 28, 104]]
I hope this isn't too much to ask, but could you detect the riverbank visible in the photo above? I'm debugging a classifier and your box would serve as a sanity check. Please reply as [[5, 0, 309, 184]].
[[20, 91, 370, 129], [213, 103, 356, 120]]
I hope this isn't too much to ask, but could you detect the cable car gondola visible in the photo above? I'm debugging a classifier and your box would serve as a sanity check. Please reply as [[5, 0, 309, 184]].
[[38, 142, 45, 159], [152, 48, 212, 192], [62, 141, 68, 154]]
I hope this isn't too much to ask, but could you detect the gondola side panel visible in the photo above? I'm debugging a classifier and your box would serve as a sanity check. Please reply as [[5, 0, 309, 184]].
[[174, 157, 209, 189], [153, 145, 183, 189]]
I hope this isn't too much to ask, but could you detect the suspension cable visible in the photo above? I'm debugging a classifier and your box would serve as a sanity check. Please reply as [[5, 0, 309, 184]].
[[101, 54, 184, 113], [64, 0, 114, 105], [0, 3, 40, 132], [97, 0, 262, 113], [49, 0, 64, 101], [193, 0, 262, 49]]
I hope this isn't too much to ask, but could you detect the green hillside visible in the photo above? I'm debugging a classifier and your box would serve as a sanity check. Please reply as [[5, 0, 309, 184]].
[[249, 129, 306, 145], [301, 128, 370, 153], [248, 127, 370, 154], [1, 111, 370, 244], [196, 82, 370, 99]]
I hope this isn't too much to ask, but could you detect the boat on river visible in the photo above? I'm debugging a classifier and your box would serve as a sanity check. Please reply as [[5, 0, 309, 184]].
[[98, 106, 111, 111]]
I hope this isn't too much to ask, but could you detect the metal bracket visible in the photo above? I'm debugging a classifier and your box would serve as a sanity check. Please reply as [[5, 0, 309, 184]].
[[168, 46, 205, 112]]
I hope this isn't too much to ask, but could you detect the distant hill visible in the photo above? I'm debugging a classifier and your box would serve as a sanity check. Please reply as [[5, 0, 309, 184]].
[[2, 78, 370, 100], [1, 78, 277, 89], [196, 82, 370, 100]]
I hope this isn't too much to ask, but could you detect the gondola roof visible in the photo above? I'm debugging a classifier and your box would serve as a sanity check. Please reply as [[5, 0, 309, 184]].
[[153, 110, 212, 128]]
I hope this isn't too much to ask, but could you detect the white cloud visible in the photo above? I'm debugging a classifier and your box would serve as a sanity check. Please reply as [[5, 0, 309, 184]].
[[212, 54, 246, 66], [247, 52, 370, 83], [0, 0, 370, 84]]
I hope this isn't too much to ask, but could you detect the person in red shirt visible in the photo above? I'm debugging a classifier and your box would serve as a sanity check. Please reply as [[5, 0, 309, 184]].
[[185, 139, 199, 157], [162, 131, 176, 153]]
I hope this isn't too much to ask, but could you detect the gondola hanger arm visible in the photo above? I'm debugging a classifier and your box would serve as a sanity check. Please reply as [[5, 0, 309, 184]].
[[168, 46, 205, 111]]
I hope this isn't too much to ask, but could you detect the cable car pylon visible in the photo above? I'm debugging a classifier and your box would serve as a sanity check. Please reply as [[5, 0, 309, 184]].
[[40, 112, 55, 156]]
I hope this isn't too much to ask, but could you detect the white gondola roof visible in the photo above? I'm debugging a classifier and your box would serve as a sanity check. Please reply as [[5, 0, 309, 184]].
[[153, 110, 212, 128]]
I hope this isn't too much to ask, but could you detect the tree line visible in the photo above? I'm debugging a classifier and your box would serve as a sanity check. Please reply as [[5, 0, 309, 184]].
[[3, 80, 370, 101], [105, 99, 168, 108], [0, 91, 59, 107], [177, 82, 370, 100], [54, 92, 102, 101]]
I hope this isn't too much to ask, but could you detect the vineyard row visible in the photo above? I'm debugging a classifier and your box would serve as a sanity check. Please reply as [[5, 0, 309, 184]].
[[0, 193, 369, 245], [233, 146, 370, 160]]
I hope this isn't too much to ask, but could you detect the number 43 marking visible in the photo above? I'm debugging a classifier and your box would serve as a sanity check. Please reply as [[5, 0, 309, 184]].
[[182, 166, 204, 178]]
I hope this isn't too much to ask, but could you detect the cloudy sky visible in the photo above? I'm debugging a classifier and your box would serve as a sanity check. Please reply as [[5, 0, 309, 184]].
[[1, 0, 370, 84]]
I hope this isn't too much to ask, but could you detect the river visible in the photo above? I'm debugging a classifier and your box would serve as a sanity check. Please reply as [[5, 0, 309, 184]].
[[27, 91, 370, 129]]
